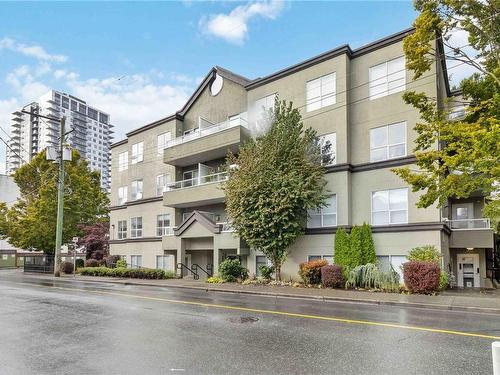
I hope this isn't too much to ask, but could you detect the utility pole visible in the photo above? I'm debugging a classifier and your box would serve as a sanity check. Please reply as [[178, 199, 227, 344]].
[[21, 109, 68, 277], [54, 117, 66, 277]]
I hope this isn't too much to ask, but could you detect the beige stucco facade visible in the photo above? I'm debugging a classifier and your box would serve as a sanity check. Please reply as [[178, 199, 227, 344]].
[[109, 29, 494, 287]]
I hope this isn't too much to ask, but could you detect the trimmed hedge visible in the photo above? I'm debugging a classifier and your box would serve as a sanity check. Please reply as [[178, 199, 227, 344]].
[[321, 264, 344, 288], [403, 261, 440, 294], [298, 259, 328, 285], [78, 267, 176, 279]]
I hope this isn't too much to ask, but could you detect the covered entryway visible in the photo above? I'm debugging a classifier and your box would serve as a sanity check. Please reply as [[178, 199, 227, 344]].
[[456, 253, 480, 288]]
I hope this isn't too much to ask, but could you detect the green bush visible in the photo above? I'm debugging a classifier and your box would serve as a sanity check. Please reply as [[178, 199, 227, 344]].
[[408, 245, 441, 263], [345, 263, 400, 292], [75, 258, 84, 269], [116, 258, 127, 268], [259, 265, 274, 280], [298, 259, 328, 285], [218, 259, 248, 282], [439, 271, 449, 290], [78, 267, 176, 279], [334, 227, 352, 269], [360, 223, 376, 264]]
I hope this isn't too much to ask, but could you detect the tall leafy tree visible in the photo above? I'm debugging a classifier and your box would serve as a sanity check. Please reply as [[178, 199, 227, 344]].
[[224, 99, 328, 280], [394, 0, 500, 230], [78, 222, 110, 259], [0, 150, 109, 253]]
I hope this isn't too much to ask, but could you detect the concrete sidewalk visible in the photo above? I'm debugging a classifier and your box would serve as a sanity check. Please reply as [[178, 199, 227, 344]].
[[20, 271, 500, 314]]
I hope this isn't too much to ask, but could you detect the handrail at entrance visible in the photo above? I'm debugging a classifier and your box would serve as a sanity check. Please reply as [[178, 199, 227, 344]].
[[177, 263, 199, 280], [192, 263, 213, 277]]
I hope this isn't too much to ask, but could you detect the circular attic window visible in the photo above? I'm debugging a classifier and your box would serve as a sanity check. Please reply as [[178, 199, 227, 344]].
[[210, 74, 224, 96]]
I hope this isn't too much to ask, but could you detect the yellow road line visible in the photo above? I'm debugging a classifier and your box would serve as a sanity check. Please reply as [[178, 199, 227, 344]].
[[5, 281, 500, 340]]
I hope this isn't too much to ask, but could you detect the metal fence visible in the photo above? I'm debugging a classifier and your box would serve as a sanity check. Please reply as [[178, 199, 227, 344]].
[[23, 255, 54, 273]]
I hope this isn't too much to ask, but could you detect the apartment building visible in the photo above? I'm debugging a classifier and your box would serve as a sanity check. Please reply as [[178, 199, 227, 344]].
[[109, 28, 495, 287], [6, 90, 113, 190], [0, 174, 20, 252]]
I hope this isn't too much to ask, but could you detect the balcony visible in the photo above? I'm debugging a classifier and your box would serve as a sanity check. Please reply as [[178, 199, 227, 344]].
[[163, 115, 251, 167], [163, 172, 227, 208], [444, 218, 494, 249]]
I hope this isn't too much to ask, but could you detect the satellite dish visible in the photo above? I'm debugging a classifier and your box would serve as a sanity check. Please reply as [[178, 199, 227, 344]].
[[210, 74, 224, 96]]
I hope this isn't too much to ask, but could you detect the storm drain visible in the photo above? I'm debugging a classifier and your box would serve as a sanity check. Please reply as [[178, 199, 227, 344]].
[[227, 316, 259, 324]]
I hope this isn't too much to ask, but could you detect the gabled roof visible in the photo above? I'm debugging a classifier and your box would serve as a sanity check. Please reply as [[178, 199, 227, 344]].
[[174, 210, 222, 236]]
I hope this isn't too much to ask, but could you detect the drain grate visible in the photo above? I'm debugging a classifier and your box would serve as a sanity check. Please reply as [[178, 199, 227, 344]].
[[227, 316, 259, 324]]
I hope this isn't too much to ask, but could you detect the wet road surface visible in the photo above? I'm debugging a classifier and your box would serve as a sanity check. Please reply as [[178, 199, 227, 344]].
[[0, 271, 498, 375]]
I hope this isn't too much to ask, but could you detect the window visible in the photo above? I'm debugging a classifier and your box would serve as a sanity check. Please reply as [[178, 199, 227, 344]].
[[306, 72, 336, 112], [131, 142, 143, 164], [99, 113, 109, 124], [370, 122, 406, 162], [256, 255, 272, 277], [307, 195, 337, 228], [157, 255, 174, 271], [88, 108, 98, 120], [71, 100, 78, 111], [372, 188, 408, 225], [319, 132, 336, 166], [156, 214, 171, 236], [117, 220, 127, 239], [307, 255, 334, 264], [62, 97, 69, 109], [118, 151, 128, 171], [130, 217, 143, 238], [118, 186, 128, 205], [131, 179, 143, 200], [131, 255, 142, 268], [156, 174, 171, 196], [251, 93, 276, 125], [157, 132, 172, 154], [369, 56, 405, 100], [78, 104, 87, 115], [377, 255, 407, 281]]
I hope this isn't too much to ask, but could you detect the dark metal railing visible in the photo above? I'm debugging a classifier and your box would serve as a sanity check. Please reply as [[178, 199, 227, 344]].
[[191, 263, 213, 278], [177, 263, 199, 280], [23, 255, 54, 273]]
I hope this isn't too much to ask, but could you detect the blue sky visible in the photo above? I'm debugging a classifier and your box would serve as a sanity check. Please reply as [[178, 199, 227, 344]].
[[0, 1, 423, 173]]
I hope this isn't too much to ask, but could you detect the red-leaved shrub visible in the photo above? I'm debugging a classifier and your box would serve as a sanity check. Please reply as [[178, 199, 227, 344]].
[[403, 261, 440, 294], [321, 264, 344, 288], [105, 255, 121, 268], [298, 259, 328, 285], [60, 261, 74, 274]]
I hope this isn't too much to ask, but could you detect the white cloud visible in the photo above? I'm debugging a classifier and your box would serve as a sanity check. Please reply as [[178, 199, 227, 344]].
[[66, 75, 192, 139], [0, 37, 67, 63], [444, 28, 481, 88], [200, 0, 285, 45]]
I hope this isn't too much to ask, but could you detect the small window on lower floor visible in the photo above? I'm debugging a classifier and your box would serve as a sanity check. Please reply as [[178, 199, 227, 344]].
[[307, 255, 333, 264], [156, 255, 174, 271], [131, 255, 142, 269], [376, 255, 407, 282]]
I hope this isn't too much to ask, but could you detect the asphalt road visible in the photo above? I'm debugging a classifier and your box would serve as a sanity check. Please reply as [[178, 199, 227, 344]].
[[0, 271, 498, 375]]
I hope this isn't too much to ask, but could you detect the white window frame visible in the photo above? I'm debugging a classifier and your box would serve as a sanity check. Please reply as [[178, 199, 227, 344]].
[[319, 132, 336, 166], [130, 217, 143, 238], [156, 173, 171, 196], [118, 151, 128, 171], [157, 132, 171, 155], [131, 255, 142, 269], [156, 213, 171, 237], [256, 255, 272, 276], [117, 220, 127, 240], [307, 195, 337, 228], [369, 121, 407, 162], [156, 255, 174, 270], [118, 186, 128, 205], [371, 188, 408, 226], [131, 179, 143, 200], [131, 142, 143, 164], [306, 72, 336, 112], [307, 255, 334, 264], [369, 56, 406, 100]]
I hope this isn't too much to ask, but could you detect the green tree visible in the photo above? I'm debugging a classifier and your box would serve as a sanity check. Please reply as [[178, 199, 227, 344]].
[[0, 150, 109, 253], [393, 0, 500, 230], [224, 99, 328, 280], [348, 226, 364, 268], [334, 227, 352, 269], [360, 223, 377, 264]]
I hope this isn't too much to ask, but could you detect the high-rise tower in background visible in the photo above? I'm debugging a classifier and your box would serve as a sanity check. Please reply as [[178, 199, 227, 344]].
[[6, 90, 113, 190]]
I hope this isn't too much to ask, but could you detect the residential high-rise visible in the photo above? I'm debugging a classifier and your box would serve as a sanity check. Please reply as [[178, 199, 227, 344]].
[[6, 90, 113, 190]]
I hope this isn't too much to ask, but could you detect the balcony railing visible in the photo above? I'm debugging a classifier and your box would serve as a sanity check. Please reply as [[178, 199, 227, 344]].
[[217, 222, 234, 232], [181, 211, 218, 223], [167, 171, 228, 191], [444, 218, 491, 230], [165, 116, 248, 149]]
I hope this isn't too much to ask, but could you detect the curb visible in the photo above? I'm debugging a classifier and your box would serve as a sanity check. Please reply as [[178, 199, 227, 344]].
[[68, 276, 500, 315]]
